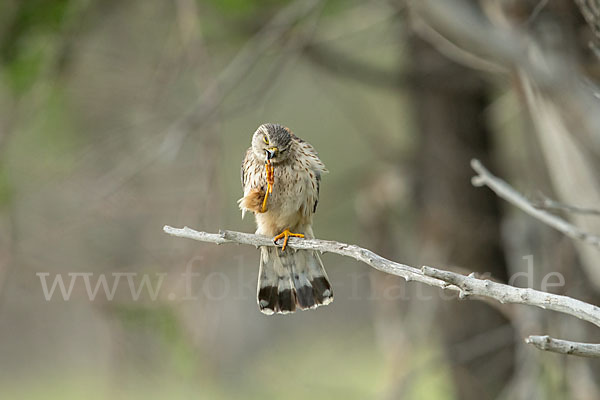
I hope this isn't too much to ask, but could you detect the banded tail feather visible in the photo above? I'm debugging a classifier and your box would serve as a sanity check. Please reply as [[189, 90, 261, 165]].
[[257, 246, 333, 315]]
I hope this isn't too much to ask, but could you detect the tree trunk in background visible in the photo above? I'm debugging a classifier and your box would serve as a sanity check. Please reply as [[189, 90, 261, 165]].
[[409, 37, 515, 400]]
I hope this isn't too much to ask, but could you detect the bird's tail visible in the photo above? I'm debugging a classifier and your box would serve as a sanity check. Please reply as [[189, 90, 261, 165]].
[[257, 246, 333, 315]]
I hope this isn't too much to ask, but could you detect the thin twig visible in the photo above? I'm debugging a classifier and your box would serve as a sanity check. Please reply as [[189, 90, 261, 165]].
[[471, 159, 600, 248], [574, 0, 600, 42], [163, 225, 600, 357], [303, 42, 404, 89], [525, 335, 600, 358], [525, 0, 549, 25], [532, 192, 600, 216]]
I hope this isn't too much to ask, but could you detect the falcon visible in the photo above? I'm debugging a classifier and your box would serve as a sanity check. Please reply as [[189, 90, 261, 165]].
[[239, 123, 333, 315]]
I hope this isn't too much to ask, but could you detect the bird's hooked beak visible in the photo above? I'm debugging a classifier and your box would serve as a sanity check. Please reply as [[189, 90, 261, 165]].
[[265, 147, 277, 160]]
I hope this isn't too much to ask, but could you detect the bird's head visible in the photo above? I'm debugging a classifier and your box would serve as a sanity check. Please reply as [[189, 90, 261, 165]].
[[252, 123, 293, 163]]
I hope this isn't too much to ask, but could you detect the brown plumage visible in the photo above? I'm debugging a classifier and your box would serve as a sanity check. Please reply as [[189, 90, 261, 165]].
[[238, 188, 265, 214], [239, 123, 332, 314]]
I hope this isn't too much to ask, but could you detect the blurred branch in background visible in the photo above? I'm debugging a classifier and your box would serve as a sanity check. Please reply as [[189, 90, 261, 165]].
[[410, 0, 600, 164], [162, 0, 325, 148], [95, 0, 325, 201], [413, 0, 600, 140], [574, 0, 600, 42], [303, 41, 402, 89], [163, 224, 600, 358]]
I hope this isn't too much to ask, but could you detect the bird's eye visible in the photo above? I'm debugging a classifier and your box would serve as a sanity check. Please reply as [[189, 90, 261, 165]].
[[263, 136, 269, 144]]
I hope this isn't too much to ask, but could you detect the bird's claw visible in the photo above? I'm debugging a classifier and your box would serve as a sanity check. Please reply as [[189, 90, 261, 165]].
[[273, 229, 304, 251]]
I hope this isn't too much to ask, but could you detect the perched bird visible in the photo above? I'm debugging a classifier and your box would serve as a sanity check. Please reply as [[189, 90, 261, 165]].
[[239, 123, 333, 315]]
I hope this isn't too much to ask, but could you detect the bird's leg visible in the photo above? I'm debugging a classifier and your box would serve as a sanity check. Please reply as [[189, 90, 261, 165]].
[[273, 229, 305, 251], [261, 160, 274, 213]]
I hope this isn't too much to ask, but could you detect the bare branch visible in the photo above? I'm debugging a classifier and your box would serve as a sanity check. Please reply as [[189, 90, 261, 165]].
[[421, 266, 600, 328], [163, 225, 600, 358], [471, 159, 600, 248], [163, 225, 449, 289], [525, 335, 600, 358], [532, 192, 600, 216]]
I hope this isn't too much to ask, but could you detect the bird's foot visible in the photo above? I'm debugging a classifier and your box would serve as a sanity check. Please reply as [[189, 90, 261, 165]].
[[261, 186, 270, 213], [273, 229, 304, 251]]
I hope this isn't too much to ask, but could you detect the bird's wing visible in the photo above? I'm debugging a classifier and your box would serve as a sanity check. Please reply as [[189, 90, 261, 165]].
[[291, 133, 328, 174], [314, 170, 321, 213], [292, 135, 327, 215]]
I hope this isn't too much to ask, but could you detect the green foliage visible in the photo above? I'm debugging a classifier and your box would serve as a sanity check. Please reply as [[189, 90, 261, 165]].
[[3, 36, 46, 94], [1, 0, 72, 62], [202, 0, 292, 16], [320, 0, 353, 16], [0, 0, 79, 94]]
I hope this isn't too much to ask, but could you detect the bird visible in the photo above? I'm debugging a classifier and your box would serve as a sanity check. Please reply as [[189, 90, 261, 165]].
[[239, 123, 333, 315]]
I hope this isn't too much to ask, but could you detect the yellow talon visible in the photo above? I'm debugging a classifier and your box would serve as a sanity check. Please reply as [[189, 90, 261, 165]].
[[261, 184, 270, 213], [273, 229, 304, 251]]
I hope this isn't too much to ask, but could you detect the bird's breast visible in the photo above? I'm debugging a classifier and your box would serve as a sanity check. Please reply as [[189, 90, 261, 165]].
[[268, 165, 312, 213], [254, 162, 317, 235]]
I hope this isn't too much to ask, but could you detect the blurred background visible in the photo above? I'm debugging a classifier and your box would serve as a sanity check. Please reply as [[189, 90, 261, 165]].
[[1, 0, 600, 399]]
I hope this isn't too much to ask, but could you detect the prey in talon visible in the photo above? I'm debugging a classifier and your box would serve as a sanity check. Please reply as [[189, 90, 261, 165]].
[[261, 159, 274, 213], [238, 123, 332, 315]]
